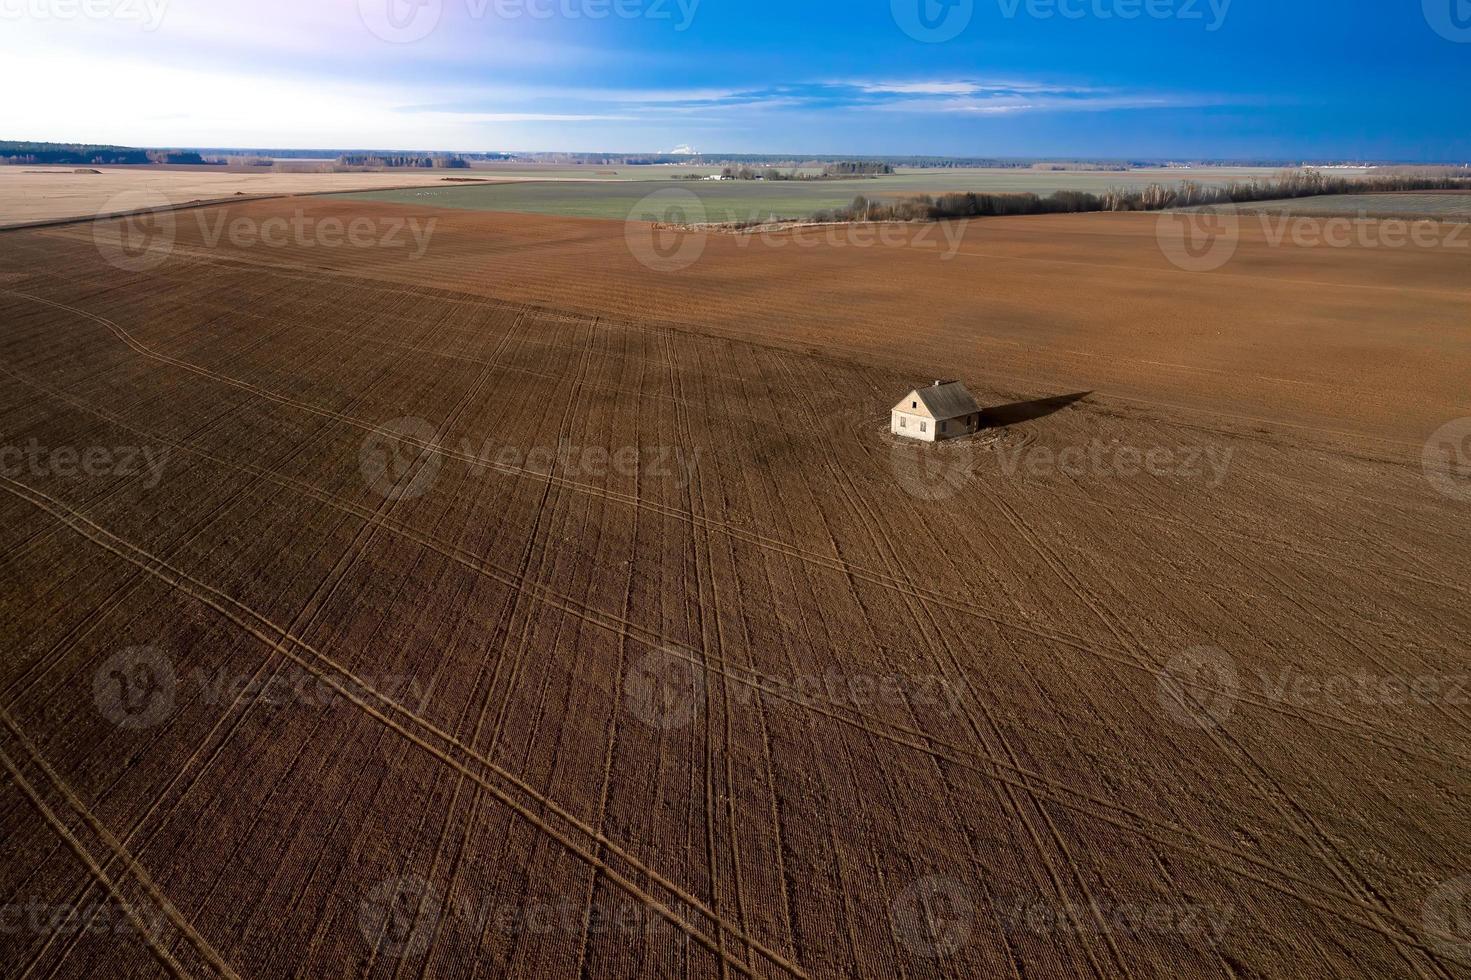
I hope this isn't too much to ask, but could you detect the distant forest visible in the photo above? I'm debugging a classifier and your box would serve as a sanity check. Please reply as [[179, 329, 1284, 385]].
[[0, 141, 208, 166], [336, 154, 470, 169]]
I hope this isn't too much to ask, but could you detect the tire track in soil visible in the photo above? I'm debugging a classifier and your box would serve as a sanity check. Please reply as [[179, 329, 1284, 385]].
[[875, 413, 1249, 977], [708, 357, 814, 974], [978, 489, 1449, 980], [0, 712, 247, 980], [0, 730, 228, 979], [355, 338, 517, 979], [664, 327, 753, 979], [31, 282, 1463, 775], [188, 303, 502, 974], [2, 473, 1463, 966], [8, 354, 1467, 945], [0, 285, 432, 714], [8, 291, 455, 979], [0, 354, 1453, 947], [751, 354, 1016, 978], [0, 287, 1154, 661], [0, 278, 340, 585], [771, 353, 1124, 978], [0, 475, 807, 980], [569, 326, 657, 980], [405, 310, 591, 980], [385, 316, 540, 976]]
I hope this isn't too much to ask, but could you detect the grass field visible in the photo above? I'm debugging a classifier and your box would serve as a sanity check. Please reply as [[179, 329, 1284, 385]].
[[1196, 191, 1471, 221], [1, 198, 1468, 977], [336, 167, 1310, 222], [1, 164, 1363, 228]]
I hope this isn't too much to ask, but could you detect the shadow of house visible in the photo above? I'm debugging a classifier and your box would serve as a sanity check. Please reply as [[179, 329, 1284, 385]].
[[981, 392, 1092, 429]]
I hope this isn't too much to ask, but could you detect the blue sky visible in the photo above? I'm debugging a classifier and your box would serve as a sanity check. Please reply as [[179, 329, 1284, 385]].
[[2, 0, 1468, 158]]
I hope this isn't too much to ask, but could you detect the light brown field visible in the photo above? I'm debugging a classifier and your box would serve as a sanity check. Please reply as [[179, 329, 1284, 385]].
[[1, 199, 1468, 978], [0, 168, 521, 228]]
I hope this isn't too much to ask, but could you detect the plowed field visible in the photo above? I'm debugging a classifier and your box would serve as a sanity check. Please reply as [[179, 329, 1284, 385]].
[[1, 199, 1468, 979]]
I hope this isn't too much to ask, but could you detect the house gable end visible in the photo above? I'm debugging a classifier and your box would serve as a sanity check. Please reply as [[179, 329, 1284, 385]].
[[891, 390, 934, 418]]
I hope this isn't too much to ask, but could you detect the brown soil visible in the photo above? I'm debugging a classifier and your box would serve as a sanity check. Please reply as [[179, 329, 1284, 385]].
[[0, 200, 1468, 978]]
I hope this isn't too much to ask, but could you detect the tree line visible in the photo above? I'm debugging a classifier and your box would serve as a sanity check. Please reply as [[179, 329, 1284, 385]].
[[336, 155, 470, 168], [807, 169, 1471, 224], [0, 142, 208, 166]]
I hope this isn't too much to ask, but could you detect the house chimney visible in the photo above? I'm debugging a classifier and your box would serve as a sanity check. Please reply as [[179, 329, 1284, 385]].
[[933, 380, 942, 387]]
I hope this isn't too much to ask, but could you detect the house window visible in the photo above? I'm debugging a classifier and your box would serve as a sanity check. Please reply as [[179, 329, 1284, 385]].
[[940, 421, 947, 434], [899, 417, 907, 428], [912, 401, 917, 409], [920, 421, 927, 433]]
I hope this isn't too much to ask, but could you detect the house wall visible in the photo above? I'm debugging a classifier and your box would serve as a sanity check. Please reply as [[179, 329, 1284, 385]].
[[892, 411, 937, 442], [938, 414, 982, 440], [894, 411, 983, 442]]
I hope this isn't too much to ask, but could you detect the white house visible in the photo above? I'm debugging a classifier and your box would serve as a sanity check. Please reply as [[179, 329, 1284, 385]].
[[892, 381, 982, 442]]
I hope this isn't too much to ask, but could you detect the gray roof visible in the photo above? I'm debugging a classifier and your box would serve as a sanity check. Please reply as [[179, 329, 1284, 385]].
[[898, 381, 981, 421]]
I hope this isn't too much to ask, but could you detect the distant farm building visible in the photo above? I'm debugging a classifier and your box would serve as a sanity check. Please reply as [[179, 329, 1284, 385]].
[[892, 381, 982, 442]]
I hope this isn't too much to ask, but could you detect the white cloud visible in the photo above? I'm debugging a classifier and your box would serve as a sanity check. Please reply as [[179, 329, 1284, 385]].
[[856, 81, 983, 96]]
